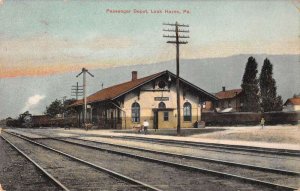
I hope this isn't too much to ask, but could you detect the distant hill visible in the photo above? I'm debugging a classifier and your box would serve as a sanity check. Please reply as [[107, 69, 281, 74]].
[[90, 54, 299, 97], [0, 54, 299, 119]]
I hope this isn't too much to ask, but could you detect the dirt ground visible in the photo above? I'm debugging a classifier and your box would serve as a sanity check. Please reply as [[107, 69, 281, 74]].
[[190, 125, 300, 144], [114, 124, 300, 144]]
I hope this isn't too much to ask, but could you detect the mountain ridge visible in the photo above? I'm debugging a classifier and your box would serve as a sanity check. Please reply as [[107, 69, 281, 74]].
[[0, 54, 299, 119]]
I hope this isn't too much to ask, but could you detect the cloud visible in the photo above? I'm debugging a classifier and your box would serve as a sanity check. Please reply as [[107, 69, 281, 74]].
[[21, 94, 46, 113], [83, 36, 134, 50], [0, 34, 138, 77], [0, 34, 299, 78]]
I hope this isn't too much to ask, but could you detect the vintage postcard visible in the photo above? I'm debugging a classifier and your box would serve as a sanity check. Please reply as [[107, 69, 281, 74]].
[[0, 0, 299, 190]]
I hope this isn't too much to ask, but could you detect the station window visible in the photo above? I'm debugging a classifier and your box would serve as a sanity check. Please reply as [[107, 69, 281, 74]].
[[158, 102, 166, 109], [183, 102, 192, 121], [131, 102, 140, 122], [164, 112, 169, 121]]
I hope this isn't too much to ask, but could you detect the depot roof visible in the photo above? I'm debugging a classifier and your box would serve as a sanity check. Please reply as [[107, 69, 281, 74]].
[[70, 70, 218, 107]]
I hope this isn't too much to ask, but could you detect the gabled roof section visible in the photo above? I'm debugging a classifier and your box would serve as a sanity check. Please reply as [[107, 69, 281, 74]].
[[215, 89, 242, 100], [70, 70, 218, 107], [284, 97, 300, 106], [70, 71, 165, 106], [166, 71, 218, 101]]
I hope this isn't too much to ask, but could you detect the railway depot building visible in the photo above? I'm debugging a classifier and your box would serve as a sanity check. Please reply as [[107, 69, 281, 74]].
[[70, 70, 217, 129]]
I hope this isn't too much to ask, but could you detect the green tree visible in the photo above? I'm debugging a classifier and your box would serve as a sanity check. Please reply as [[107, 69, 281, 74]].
[[241, 56, 260, 112], [63, 99, 77, 117], [44, 98, 76, 118], [259, 58, 283, 112], [44, 99, 64, 117]]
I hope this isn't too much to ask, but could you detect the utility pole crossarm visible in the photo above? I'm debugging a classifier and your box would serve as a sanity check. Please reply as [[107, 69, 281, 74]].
[[167, 41, 188, 44], [76, 72, 83, 78], [71, 82, 84, 100], [163, 29, 190, 33], [163, 35, 190, 38], [163, 23, 189, 27], [163, 29, 176, 32], [87, 71, 94, 77], [177, 29, 189, 33]]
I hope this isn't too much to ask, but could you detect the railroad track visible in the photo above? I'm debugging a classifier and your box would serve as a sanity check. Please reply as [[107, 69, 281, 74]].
[[66, 137, 300, 175], [1, 131, 161, 191], [0, 136, 62, 191], [3, 130, 299, 191], [49, 137, 300, 190], [90, 134, 300, 157]]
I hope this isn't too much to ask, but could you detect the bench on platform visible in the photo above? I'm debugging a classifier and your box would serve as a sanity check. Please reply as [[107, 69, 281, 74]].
[[133, 124, 143, 133], [83, 123, 93, 131]]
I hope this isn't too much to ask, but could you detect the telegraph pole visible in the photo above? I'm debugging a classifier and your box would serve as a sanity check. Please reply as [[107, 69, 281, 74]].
[[163, 22, 189, 135], [71, 82, 83, 100], [76, 68, 94, 125]]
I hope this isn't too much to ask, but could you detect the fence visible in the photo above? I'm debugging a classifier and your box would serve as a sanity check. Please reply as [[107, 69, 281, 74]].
[[202, 111, 299, 126]]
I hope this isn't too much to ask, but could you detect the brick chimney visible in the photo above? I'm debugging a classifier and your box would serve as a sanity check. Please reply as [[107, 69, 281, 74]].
[[222, 86, 226, 92], [132, 71, 137, 81]]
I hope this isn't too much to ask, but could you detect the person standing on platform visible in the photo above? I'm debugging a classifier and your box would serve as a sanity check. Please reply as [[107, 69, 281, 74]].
[[260, 117, 265, 129], [143, 119, 149, 135]]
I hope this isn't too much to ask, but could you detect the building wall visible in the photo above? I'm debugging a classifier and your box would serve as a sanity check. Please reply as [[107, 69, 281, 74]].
[[219, 97, 241, 110], [121, 81, 201, 129], [284, 104, 300, 111], [206, 96, 242, 112], [158, 110, 175, 128], [202, 101, 214, 112]]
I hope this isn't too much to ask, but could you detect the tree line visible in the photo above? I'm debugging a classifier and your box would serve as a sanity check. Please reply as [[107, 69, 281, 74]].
[[241, 56, 283, 112]]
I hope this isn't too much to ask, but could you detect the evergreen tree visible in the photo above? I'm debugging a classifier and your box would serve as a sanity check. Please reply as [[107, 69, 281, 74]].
[[241, 57, 260, 112], [259, 58, 283, 112]]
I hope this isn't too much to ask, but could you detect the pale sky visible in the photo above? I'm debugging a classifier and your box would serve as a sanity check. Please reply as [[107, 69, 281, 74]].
[[0, 0, 299, 78]]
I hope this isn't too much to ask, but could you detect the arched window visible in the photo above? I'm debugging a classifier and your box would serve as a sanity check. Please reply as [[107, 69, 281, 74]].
[[183, 102, 192, 121], [131, 102, 140, 122], [158, 102, 166, 109]]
